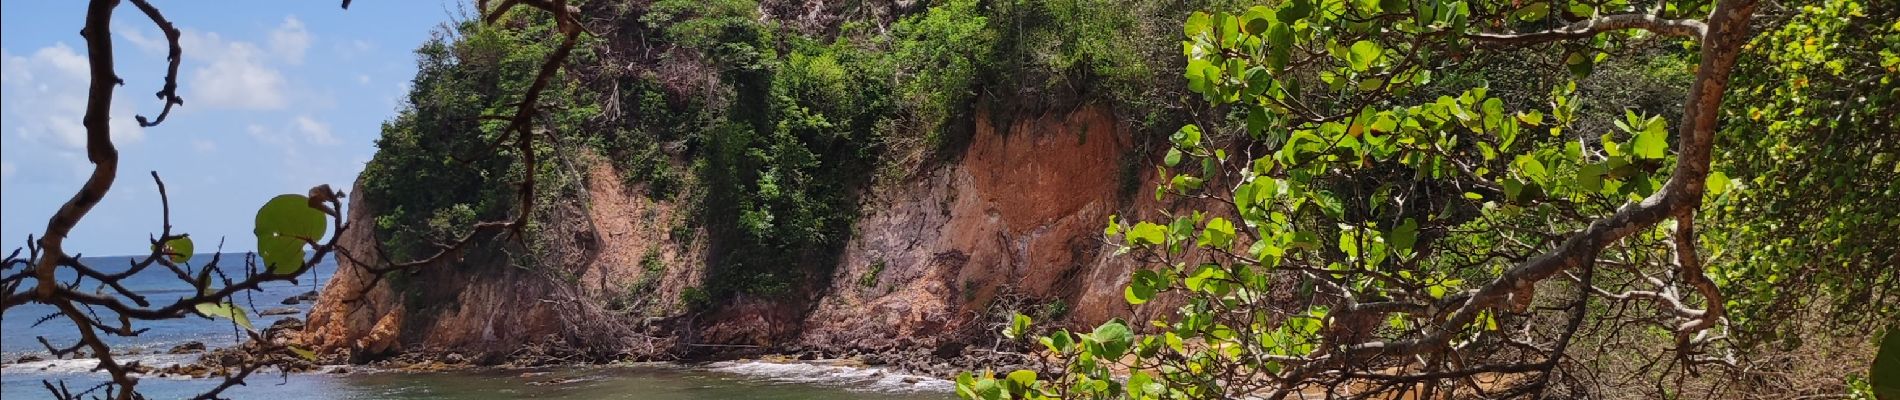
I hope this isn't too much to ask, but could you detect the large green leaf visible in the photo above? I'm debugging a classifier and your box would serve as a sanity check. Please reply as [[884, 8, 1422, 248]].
[[1386, 218, 1418, 257], [1004, 313, 1032, 339], [289, 345, 318, 361], [255, 194, 326, 275], [194, 302, 253, 331], [1004, 370, 1037, 396], [1874, 326, 1900, 399], [1091, 320, 1134, 360], [1564, 51, 1595, 78], [1266, 22, 1293, 72], [1200, 217, 1237, 249], [1126, 222, 1167, 246], [1633, 125, 1669, 159], [1706, 171, 1732, 195], [153, 236, 193, 263], [1347, 40, 1382, 71], [1241, 6, 1275, 35], [1277, 0, 1313, 23], [1184, 12, 1212, 39], [258, 237, 306, 276], [1126, 270, 1162, 305], [1578, 162, 1607, 193], [1039, 330, 1076, 353]]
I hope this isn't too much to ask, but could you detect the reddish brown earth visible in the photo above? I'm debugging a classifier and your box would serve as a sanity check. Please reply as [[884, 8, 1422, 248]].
[[303, 105, 1173, 362], [795, 105, 1171, 352]]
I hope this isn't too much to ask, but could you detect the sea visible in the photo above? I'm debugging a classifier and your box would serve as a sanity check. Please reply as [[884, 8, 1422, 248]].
[[0, 254, 953, 399]]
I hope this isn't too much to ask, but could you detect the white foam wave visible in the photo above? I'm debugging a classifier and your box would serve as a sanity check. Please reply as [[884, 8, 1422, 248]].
[[1, 353, 195, 376], [704, 360, 953, 393]]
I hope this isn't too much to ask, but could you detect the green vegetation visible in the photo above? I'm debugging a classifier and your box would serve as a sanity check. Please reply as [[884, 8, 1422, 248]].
[[958, 0, 1897, 398], [341, 0, 1888, 396], [362, 12, 599, 264], [642, 247, 665, 272], [358, 0, 1227, 302], [859, 259, 886, 288]]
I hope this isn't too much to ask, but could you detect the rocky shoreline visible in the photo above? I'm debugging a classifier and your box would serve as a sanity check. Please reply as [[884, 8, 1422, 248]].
[[2, 323, 1002, 393]]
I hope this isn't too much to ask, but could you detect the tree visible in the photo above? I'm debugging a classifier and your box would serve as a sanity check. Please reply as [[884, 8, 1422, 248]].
[[0, 1, 586, 399], [956, 0, 1888, 398]]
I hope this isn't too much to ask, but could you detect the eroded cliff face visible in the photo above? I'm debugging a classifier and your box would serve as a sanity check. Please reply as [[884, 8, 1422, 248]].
[[305, 151, 711, 362], [302, 177, 571, 362], [304, 105, 1167, 361], [795, 105, 1166, 352]]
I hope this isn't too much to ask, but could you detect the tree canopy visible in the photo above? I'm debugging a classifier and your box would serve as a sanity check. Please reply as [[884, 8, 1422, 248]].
[[957, 0, 1898, 398]]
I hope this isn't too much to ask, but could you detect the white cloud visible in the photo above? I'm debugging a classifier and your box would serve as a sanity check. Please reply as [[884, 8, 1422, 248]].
[[1, 43, 144, 152], [293, 115, 337, 145], [247, 123, 285, 145], [181, 30, 287, 110], [334, 39, 374, 59], [0, 49, 30, 86], [357, 74, 370, 85], [269, 16, 311, 65], [249, 116, 338, 148], [118, 25, 168, 55], [192, 138, 218, 153], [1, 161, 16, 180]]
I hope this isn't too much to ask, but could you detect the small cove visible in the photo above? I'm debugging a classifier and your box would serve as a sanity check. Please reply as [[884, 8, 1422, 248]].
[[0, 255, 952, 399], [2, 361, 954, 399]]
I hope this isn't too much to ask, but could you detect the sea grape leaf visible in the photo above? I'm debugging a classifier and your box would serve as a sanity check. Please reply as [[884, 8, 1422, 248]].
[[1127, 222, 1167, 246], [194, 302, 252, 331], [1091, 320, 1134, 360], [1873, 326, 1900, 399], [255, 194, 325, 275], [154, 236, 193, 263], [1633, 125, 1669, 159], [1348, 40, 1382, 71]]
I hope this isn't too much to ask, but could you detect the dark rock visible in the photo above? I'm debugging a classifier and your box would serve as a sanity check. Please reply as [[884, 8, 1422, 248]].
[[282, 290, 321, 305], [270, 317, 306, 331], [14, 355, 44, 363], [167, 341, 207, 354], [260, 306, 301, 316]]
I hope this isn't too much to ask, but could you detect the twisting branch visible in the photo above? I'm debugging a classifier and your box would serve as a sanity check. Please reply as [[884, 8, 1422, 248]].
[[8, 2, 358, 398], [32, 0, 125, 305], [128, 0, 185, 127], [1672, 215, 1724, 341]]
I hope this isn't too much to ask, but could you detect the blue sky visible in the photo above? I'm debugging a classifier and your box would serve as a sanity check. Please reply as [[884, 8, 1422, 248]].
[[2, 1, 463, 255]]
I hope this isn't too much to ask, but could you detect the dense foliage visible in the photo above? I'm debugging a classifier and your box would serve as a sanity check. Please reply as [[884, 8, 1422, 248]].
[[360, 0, 1229, 299], [345, 0, 1892, 396], [955, 0, 1898, 398], [1705, 0, 1899, 338], [362, 14, 599, 264]]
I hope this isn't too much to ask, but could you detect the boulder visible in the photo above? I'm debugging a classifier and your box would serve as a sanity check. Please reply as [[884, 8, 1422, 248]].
[[167, 341, 207, 354], [354, 309, 404, 359], [281, 290, 321, 305]]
